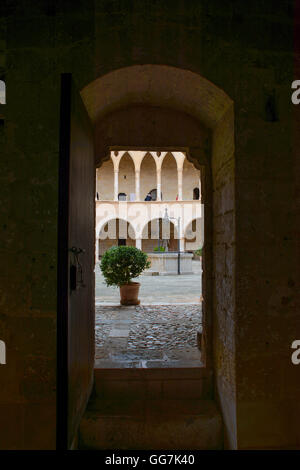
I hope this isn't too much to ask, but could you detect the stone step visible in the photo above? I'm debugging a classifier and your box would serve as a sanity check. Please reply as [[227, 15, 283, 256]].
[[79, 398, 223, 450], [93, 367, 213, 401]]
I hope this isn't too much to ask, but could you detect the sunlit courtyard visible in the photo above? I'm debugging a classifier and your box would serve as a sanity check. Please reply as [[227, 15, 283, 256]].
[[95, 260, 202, 305], [95, 259, 202, 368]]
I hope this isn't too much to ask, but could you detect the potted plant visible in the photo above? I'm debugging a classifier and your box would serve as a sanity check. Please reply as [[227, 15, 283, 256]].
[[100, 246, 150, 305]]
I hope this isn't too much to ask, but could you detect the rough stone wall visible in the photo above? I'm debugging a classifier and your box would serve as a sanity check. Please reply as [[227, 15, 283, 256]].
[[292, 2, 300, 447], [0, 0, 298, 450], [0, 0, 96, 450], [234, 12, 298, 448], [212, 107, 236, 448]]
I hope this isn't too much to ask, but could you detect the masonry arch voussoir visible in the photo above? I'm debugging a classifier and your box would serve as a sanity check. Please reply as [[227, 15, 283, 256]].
[[80, 65, 233, 130]]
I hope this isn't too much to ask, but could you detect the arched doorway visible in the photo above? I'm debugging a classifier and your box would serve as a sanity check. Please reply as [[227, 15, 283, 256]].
[[82, 65, 234, 371], [58, 65, 235, 448], [161, 152, 177, 200], [140, 152, 157, 200], [193, 187, 200, 200], [184, 218, 203, 252], [141, 218, 177, 252], [81, 64, 235, 448], [118, 192, 127, 201], [117, 152, 135, 200]]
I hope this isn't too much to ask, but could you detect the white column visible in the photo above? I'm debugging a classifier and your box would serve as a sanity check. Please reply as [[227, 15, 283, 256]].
[[136, 238, 142, 250], [177, 168, 183, 201], [135, 170, 140, 201], [114, 170, 119, 201], [157, 168, 161, 201], [95, 238, 99, 263], [199, 177, 201, 201], [178, 216, 184, 252]]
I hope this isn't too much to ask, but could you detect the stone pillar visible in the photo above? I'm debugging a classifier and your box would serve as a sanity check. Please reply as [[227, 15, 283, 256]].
[[135, 170, 140, 201], [136, 238, 142, 250], [156, 168, 161, 201], [95, 238, 99, 262], [177, 216, 184, 252], [179, 238, 185, 252], [177, 168, 183, 201], [199, 177, 201, 201], [114, 170, 119, 201]]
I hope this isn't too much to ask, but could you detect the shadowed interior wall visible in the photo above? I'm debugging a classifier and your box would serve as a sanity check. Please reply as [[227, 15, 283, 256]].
[[212, 107, 236, 448], [0, 1, 96, 450], [293, 2, 300, 447], [0, 0, 298, 450]]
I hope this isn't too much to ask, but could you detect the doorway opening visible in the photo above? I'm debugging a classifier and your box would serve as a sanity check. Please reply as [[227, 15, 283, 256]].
[[95, 149, 204, 368], [58, 65, 235, 449]]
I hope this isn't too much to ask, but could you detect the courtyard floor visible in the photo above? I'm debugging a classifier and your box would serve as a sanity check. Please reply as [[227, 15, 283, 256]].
[[95, 260, 202, 304], [95, 260, 202, 368]]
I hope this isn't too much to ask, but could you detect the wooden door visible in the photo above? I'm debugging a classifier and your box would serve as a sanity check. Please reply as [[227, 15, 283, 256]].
[[57, 73, 95, 449]]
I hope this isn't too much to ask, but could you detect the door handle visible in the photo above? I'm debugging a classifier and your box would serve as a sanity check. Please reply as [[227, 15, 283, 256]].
[[69, 247, 86, 290], [69, 246, 85, 255]]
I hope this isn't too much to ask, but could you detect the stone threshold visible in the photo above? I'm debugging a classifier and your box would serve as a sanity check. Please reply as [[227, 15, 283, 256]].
[[95, 302, 201, 306], [95, 359, 203, 369]]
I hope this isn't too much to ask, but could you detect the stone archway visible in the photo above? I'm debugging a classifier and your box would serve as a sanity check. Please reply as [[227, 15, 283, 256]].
[[96, 217, 136, 257], [184, 218, 203, 252], [141, 217, 177, 253], [81, 65, 235, 445]]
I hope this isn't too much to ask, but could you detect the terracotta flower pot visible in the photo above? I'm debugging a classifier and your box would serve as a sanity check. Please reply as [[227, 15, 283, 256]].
[[120, 282, 140, 306]]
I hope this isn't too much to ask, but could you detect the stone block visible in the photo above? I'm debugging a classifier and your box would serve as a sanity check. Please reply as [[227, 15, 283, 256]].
[[79, 399, 222, 450]]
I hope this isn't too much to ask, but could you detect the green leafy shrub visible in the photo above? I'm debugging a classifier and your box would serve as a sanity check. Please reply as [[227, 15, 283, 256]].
[[194, 247, 202, 256], [100, 246, 151, 287], [154, 246, 165, 252]]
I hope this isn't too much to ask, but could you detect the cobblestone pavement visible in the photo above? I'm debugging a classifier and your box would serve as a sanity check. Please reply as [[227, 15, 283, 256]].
[[95, 304, 202, 368]]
